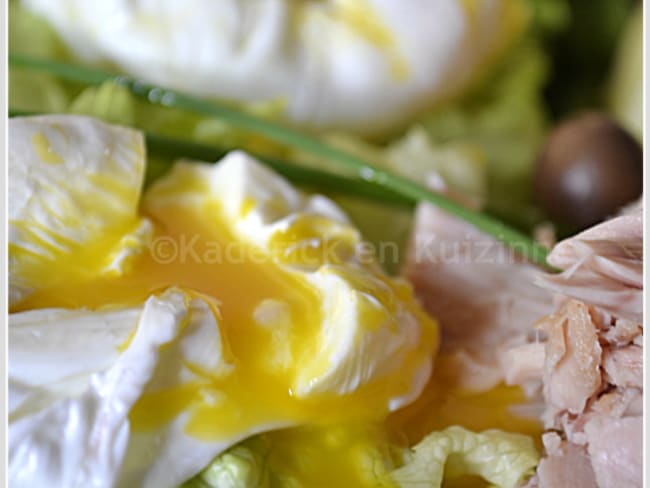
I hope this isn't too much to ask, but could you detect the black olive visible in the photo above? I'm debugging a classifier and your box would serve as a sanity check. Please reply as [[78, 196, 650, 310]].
[[534, 112, 643, 231]]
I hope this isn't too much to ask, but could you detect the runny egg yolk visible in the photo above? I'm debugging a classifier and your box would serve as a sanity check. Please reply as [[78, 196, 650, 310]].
[[12, 193, 423, 440], [11, 182, 539, 487]]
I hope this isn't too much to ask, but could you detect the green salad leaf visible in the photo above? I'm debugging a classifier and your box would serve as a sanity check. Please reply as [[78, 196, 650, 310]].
[[608, 3, 643, 141], [418, 38, 550, 228], [181, 438, 272, 488], [70, 82, 135, 126], [391, 426, 539, 488], [8, 1, 70, 112], [302, 127, 489, 272]]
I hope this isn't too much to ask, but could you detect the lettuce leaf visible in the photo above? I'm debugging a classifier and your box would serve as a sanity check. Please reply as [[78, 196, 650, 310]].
[[390, 426, 539, 488], [9, 1, 71, 112], [311, 127, 488, 273], [608, 4, 642, 141], [419, 38, 550, 226], [180, 437, 272, 488], [69, 82, 136, 126]]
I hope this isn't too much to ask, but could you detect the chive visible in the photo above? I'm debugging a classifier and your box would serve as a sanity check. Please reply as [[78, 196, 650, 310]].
[[8, 53, 553, 268], [145, 132, 414, 207]]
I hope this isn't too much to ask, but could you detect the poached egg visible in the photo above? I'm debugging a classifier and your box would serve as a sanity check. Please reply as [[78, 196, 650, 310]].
[[21, 0, 526, 135], [8, 115, 439, 487]]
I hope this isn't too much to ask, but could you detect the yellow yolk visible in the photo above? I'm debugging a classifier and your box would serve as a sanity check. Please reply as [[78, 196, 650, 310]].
[[12, 195, 426, 443], [10, 158, 538, 487], [11, 199, 539, 488]]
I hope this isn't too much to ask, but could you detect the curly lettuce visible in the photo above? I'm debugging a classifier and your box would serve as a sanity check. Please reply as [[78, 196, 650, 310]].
[[391, 426, 539, 488]]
